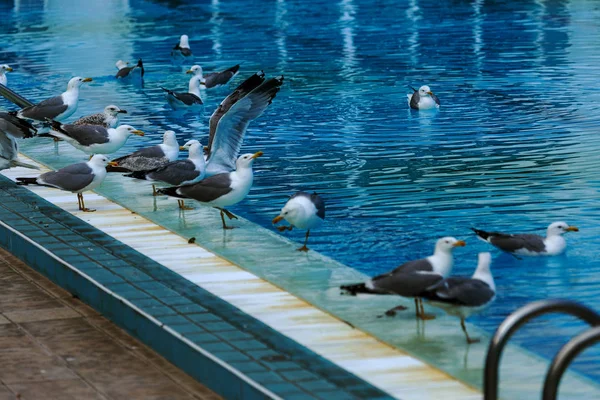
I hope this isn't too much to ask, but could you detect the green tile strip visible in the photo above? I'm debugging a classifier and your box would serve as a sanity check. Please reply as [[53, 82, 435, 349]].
[[0, 175, 393, 400]]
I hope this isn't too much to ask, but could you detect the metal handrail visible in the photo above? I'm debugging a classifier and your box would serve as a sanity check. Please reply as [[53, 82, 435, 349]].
[[0, 83, 34, 108], [483, 299, 600, 400], [542, 326, 600, 400]]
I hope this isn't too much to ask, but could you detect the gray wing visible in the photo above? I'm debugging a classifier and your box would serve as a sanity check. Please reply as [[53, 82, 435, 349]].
[[207, 71, 266, 154], [490, 233, 546, 253], [431, 93, 441, 106], [203, 64, 240, 89], [390, 258, 434, 274], [0, 132, 17, 161], [180, 47, 192, 57], [113, 145, 169, 171], [38, 162, 94, 192], [177, 173, 232, 202], [409, 89, 420, 109], [148, 160, 199, 185], [73, 113, 106, 127], [0, 112, 37, 138], [161, 87, 203, 105], [207, 76, 283, 174], [290, 191, 325, 219], [19, 95, 68, 120], [54, 124, 110, 146], [116, 66, 134, 78], [371, 270, 444, 297], [425, 277, 494, 307]]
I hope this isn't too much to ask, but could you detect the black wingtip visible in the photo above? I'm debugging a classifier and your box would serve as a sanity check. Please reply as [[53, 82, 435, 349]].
[[471, 227, 489, 239], [339, 282, 370, 296], [409, 85, 417, 92], [156, 186, 185, 198], [15, 177, 37, 185]]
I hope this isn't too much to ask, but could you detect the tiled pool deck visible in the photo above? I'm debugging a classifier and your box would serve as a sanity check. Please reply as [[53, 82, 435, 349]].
[[0, 157, 483, 399], [0, 246, 221, 400]]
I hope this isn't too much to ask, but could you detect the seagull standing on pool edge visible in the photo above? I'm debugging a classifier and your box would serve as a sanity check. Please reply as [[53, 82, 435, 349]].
[[272, 192, 325, 252]]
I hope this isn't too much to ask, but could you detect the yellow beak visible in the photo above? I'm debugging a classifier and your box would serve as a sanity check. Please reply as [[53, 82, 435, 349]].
[[108, 161, 119, 167], [132, 130, 144, 136], [427, 91, 433, 95], [186, 70, 194, 74], [566, 226, 579, 232], [179, 146, 187, 150], [82, 77, 93, 82], [251, 151, 264, 159], [6, 67, 13, 72], [453, 240, 467, 247], [272, 215, 284, 224]]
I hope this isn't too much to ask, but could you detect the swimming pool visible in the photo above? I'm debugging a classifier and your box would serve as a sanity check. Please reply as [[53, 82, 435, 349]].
[[2, 0, 600, 387]]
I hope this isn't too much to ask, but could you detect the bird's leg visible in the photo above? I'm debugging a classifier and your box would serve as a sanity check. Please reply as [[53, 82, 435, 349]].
[[418, 298, 436, 320], [377, 304, 408, 318], [221, 208, 238, 220], [414, 298, 420, 318], [217, 208, 235, 230], [297, 230, 310, 252], [177, 199, 193, 210], [277, 225, 293, 232], [461, 318, 480, 344], [77, 193, 82, 210], [152, 184, 157, 196], [78, 193, 95, 212]]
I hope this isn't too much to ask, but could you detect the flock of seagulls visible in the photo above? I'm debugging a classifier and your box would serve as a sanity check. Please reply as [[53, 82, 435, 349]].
[[0, 34, 581, 344]]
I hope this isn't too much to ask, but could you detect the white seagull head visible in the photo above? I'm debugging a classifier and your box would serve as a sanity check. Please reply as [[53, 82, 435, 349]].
[[418, 85, 433, 97], [114, 125, 144, 137], [104, 105, 127, 116], [89, 154, 115, 167], [115, 60, 129, 70], [236, 151, 263, 170], [0, 64, 13, 74], [180, 139, 200, 150], [179, 34, 190, 48], [547, 221, 579, 237], [472, 252, 495, 291], [162, 130, 178, 146], [67, 76, 93, 90], [434, 236, 466, 254], [186, 65, 203, 76]]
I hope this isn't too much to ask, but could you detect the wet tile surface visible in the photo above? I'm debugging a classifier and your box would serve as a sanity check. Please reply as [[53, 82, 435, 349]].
[[0, 248, 221, 400]]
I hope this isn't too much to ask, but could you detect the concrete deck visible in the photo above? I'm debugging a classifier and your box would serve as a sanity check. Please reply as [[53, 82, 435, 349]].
[[0, 247, 220, 400]]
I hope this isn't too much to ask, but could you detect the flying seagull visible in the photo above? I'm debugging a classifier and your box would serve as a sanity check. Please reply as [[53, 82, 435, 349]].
[[0, 112, 38, 171], [422, 252, 496, 344], [407, 85, 440, 110], [472, 221, 578, 256], [272, 191, 325, 252], [340, 237, 466, 320], [115, 59, 144, 79], [0, 64, 14, 86], [157, 152, 263, 227], [192, 64, 240, 89], [106, 130, 179, 175], [16, 154, 116, 212], [172, 34, 192, 58], [125, 140, 205, 202], [161, 66, 203, 109], [46, 121, 144, 155], [17, 77, 93, 122]]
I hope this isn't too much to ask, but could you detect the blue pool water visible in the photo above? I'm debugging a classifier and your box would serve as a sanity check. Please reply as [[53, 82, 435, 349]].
[[2, 0, 600, 384]]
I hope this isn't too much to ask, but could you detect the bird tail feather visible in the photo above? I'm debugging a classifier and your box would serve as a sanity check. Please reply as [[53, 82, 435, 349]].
[[340, 282, 378, 296], [106, 165, 133, 173], [123, 170, 148, 180], [15, 177, 38, 185], [471, 228, 491, 240], [156, 186, 185, 198]]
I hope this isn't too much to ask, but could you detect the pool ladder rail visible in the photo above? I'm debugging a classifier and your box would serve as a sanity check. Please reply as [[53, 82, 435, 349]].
[[484, 299, 600, 400]]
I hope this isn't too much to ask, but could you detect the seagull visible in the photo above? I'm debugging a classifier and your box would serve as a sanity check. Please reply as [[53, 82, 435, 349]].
[[0, 112, 38, 170], [16, 154, 116, 212], [191, 64, 240, 89], [172, 35, 192, 58], [125, 140, 205, 202], [115, 59, 144, 79], [46, 121, 144, 155], [340, 237, 466, 320], [204, 75, 283, 176], [407, 85, 440, 110], [73, 105, 127, 128], [106, 130, 179, 173], [161, 67, 203, 109], [0, 65, 14, 86], [272, 192, 325, 252], [157, 152, 263, 227], [422, 252, 496, 344], [206, 71, 266, 154], [471, 221, 578, 256], [17, 77, 93, 122]]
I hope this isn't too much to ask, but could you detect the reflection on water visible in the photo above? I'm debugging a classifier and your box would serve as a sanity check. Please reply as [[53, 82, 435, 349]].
[[3, 0, 600, 385]]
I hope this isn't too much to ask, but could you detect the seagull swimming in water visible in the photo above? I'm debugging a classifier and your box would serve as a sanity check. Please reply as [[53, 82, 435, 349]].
[[16, 154, 117, 212], [272, 192, 325, 252], [17, 77, 93, 122], [172, 35, 192, 58], [407, 85, 440, 110], [161, 66, 203, 109], [0, 65, 14, 86], [157, 152, 263, 228], [191, 64, 240, 89], [115, 59, 144, 79], [340, 237, 466, 320], [471, 221, 578, 256], [422, 252, 496, 344]]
